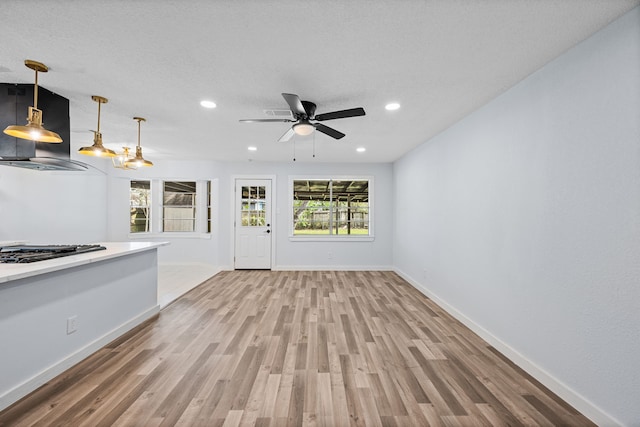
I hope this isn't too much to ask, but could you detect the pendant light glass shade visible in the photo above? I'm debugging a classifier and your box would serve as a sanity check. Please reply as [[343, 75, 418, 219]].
[[3, 60, 62, 143], [78, 96, 116, 157], [124, 117, 153, 168], [112, 147, 137, 170]]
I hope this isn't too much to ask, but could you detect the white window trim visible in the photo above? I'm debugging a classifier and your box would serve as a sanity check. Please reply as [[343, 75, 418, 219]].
[[128, 178, 214, 239], [129, 232, 212, 240], [129, 179, 153, 236], [288, 175, 374, 242]]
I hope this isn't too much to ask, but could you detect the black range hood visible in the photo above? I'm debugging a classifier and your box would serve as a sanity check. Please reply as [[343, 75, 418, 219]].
[[0, 83, 88, 171]]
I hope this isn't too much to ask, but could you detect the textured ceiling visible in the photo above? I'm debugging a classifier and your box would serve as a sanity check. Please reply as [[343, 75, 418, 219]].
[[0, 0, 638, 164]]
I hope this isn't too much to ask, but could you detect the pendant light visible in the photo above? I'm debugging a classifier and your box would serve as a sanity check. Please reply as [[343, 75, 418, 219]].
[[3, 60, 63, 143], [78, 96, 116, 157], [124, 117, 153, 168], [112, 147, 137, 170]]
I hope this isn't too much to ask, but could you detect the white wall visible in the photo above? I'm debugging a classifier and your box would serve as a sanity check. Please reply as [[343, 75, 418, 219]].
[[393, 7, 640, 426], [0, 163, 108, 244]]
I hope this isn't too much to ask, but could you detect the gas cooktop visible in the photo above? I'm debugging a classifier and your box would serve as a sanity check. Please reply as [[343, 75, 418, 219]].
[[0, 244, 107, 264]]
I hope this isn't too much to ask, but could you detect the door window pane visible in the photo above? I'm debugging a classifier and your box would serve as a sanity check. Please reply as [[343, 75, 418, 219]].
[[241, 186, 266, 227]]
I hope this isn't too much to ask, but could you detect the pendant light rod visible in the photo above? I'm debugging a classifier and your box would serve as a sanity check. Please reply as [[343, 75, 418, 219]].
[[134, 116, 146, 147], [25, 60, 48, 110], [94, 95, 105, 134], [32, 62, 39, 110], [78, 95, 116, 158]]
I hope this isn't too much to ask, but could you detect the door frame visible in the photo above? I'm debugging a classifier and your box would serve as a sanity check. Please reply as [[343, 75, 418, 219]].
[[230, 175, 277, 270]]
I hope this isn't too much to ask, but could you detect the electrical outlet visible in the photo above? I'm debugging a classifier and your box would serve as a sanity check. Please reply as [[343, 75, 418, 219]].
[[328, 252, 333, 259], [67, 316, 78, 335]]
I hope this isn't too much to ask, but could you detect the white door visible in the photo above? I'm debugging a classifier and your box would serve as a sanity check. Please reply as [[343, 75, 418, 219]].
[[234, 179, 272, 269]]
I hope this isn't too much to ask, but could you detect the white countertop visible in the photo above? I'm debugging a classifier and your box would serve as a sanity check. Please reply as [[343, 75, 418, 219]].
[[0, 240, 26, 247], [0, 241, 169, 284]]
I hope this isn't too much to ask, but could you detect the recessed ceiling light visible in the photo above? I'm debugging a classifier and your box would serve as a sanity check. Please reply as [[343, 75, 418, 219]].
[[356, 147, 366, 153], [248, 146, 257, 151], [200, 100, 217, 109], [385, 102, 400, 111]]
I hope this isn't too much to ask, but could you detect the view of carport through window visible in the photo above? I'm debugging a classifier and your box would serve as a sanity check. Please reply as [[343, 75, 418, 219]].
[[293, 179, 369, 235]]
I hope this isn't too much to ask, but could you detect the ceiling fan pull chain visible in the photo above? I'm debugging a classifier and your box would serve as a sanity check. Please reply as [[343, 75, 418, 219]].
[[293, 137, 296, 162], [313, 131, 316, 158]]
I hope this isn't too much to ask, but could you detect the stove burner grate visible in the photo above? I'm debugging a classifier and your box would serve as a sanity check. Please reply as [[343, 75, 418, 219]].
[[0, 244, 107, 263]]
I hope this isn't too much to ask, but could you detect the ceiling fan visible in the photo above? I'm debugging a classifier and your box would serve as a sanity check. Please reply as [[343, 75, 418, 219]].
[[239, 93, 365, 142]]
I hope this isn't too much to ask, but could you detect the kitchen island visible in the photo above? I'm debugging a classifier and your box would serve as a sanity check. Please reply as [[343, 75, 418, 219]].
[[0, 241, 168, 411]]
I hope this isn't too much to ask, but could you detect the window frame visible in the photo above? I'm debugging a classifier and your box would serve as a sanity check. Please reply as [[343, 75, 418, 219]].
[[129, 180, 152, 234], [288, 175, 374, 242], [162, 180, 198, 233], [128, 178, 214, 239]]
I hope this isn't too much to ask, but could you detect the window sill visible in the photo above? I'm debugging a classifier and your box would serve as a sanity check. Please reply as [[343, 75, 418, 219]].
[[128, 232, 212, 240], [288, 236, 374, 242]]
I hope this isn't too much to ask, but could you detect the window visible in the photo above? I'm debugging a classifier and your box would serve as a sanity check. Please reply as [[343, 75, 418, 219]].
[[128, 179, 213, 237], [163, 181, 196, 232], [292, 178, 370, 237], [130, 180, 151, 233]]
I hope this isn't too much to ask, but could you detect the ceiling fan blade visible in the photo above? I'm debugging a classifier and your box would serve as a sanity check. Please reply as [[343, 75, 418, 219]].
[[278, 128, 295, 142], [314, 123, 345, 139], [282, 93, 306, 116], [315, 107, 366, 121], [239, 119, 293, 123]]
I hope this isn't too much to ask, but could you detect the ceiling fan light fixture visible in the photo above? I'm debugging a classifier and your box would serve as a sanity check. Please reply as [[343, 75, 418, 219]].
[[3, 60, 62, 143], [293, 120, 314, 136], [124, 117, 153, 168], [78, 95, 117, 158]]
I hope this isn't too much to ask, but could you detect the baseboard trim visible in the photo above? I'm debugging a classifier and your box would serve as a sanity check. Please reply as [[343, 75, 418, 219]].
[[393, 267, 621, 427], [0, 305, 160, 412], [274, 265, 394, 271]]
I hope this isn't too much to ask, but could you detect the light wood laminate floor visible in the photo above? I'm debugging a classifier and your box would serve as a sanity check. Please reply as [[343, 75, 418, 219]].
[[0, 271, 594, 426]]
